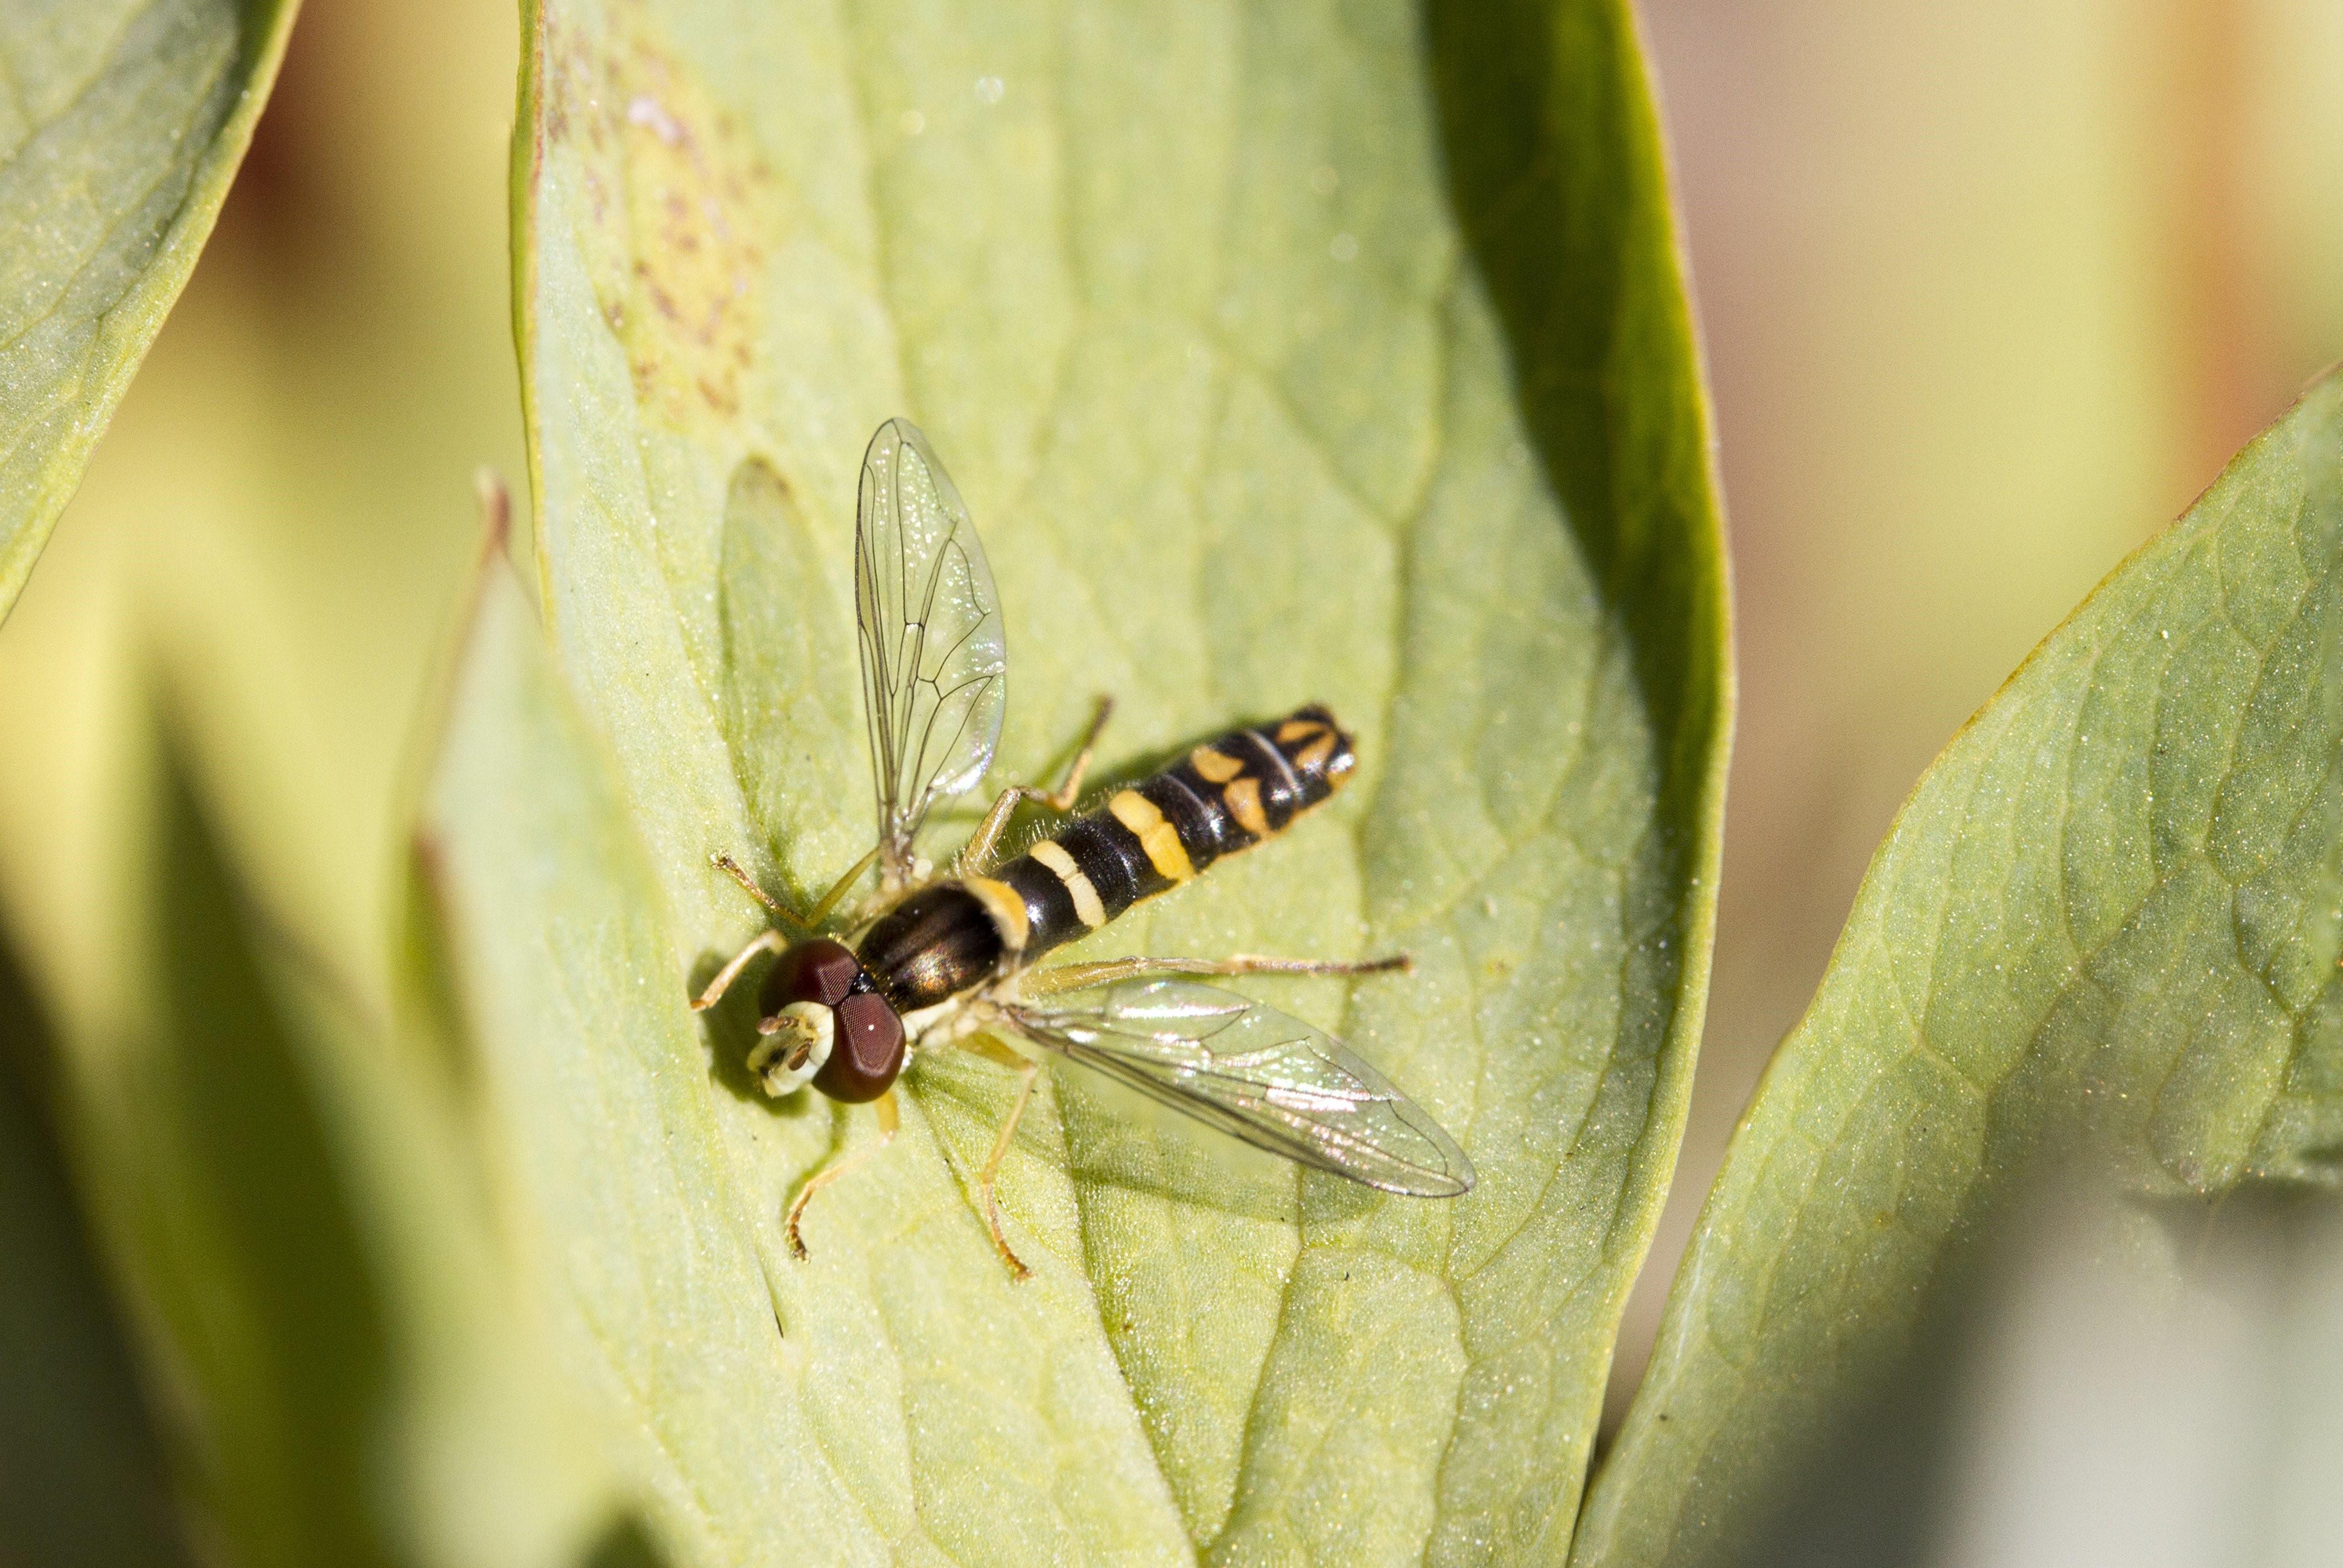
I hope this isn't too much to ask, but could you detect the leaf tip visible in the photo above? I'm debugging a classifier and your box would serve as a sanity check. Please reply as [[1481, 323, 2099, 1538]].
[[474, 467, 515, 560]]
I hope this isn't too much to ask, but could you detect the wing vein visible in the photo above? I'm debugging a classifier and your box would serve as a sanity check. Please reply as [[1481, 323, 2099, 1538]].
[[850, 420, 1008, 878], [1009, 978, 1473, 1198]]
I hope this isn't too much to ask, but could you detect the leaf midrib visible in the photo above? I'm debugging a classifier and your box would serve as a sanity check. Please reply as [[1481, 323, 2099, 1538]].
[[802, 9, 1489, 1547]]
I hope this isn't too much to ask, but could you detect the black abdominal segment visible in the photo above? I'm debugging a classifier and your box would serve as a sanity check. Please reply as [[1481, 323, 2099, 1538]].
[[996, 704, 1356, 963]]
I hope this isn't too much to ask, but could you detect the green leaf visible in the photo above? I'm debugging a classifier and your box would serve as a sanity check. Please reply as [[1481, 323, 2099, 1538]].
[[0, 0, 298, 626], [1578, 373, 2343, 1565], [34, 721, 628, 1568], [501, 0, 1727, 1557]]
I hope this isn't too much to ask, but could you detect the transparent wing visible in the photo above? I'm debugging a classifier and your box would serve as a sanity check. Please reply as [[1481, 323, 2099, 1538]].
[[855, 418, 1007, 873], [1010, 978, 1474, 1198]]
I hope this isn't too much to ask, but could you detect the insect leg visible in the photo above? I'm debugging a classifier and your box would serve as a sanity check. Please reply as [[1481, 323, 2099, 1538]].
[[784, 1089, 900, 1262], [691, 928, 789, 1011], [957, 695, 1114, 874], [712, 854, 808, 927], [1023, 951, 1412, 997], [956, 1031, 1041, 1280]]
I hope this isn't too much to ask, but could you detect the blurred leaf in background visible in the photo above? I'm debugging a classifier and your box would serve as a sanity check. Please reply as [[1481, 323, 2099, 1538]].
[[0, 3, 624, 1563], [467, 0, 1726, 1559], [12, 708, 633, 1568], [0, 0, 525, 1031], [1921, 1186, 2343, 1568], [1579, 372, 2343, 1564], [1621, 0, 2343, 1418], [1607, 1175, 2343, 1568], [0, 0, 297, 624], [0, 928, 193, 1568]]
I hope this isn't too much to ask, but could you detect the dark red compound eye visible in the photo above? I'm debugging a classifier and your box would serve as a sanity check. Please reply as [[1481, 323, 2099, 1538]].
[[755, 939, 905, 1103], [759, 937, 860, 1016], [815, 992, 906, 1103]]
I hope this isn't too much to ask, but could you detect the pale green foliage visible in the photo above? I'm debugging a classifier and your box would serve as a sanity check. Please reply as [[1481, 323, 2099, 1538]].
[[454, 0, 1730, 1561], [1579, 373, 2343, 1564], [0, 0, 296, 623], [15, 730, 626, 1568]]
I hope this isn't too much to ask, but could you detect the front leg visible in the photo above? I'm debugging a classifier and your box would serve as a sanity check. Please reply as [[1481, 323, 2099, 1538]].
[[692, 928, 787, 1011], [785, 1090, 900, 1261], [958, 695, 1114, 875]]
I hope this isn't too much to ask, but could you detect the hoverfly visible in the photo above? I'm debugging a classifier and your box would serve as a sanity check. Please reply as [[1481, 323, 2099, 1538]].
[[693, 419, 1473, 1276]]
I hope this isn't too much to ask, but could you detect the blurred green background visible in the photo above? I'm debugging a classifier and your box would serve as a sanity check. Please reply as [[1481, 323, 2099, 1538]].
[[2, 0, 2340, 1531], [0, 0, 523, 1043], [1622, 0, 2343, 1416]]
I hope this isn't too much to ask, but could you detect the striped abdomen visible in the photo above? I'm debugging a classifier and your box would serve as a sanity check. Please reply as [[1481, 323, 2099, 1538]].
[[998, 704, 1356, 963]]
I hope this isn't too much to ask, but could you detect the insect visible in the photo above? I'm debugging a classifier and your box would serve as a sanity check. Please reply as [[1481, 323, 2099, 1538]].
[[692, 418, 1473, 1276]]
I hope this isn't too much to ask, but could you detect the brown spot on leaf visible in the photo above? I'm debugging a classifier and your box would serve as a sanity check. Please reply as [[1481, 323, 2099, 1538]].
[[538, 6, 765, 432]]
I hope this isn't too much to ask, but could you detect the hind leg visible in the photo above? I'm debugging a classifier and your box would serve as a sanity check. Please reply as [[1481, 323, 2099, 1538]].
[[784, 1090, 899, 1260], [958, 696, 1114, 874], [1022, 951, 1411, 997], [954, 1032, 1044, 1279]]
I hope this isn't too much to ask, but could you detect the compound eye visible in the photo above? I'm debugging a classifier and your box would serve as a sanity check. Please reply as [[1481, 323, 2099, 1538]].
[[814, 992, 906, 1103], [759, 937, 860, 1017]]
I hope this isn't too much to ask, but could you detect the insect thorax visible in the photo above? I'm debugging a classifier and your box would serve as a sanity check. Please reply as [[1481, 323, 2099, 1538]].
[[856, 878, 1024, 1010]]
